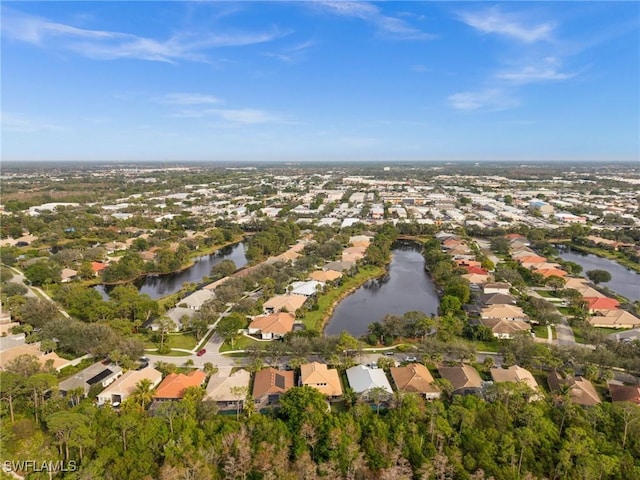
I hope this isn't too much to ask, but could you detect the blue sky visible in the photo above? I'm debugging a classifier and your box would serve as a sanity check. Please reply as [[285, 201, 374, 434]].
[[2, 1, 638, 162]]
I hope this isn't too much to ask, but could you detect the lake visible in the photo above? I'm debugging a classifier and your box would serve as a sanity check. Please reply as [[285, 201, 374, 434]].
[[557, 248, 640, 301], [324, 241, 440, 337], [95, 241, 247, 300]]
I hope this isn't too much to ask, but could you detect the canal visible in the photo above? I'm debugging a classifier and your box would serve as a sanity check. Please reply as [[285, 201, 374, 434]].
[[95, 241, 247, 300], [325, 241, 440, 337], [557, 248, 640, 302]]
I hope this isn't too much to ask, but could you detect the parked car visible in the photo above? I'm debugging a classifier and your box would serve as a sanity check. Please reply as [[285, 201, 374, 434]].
[[383, 351, 395, 356], [404, 356, 417, 362], [197, 348, 206, 356]]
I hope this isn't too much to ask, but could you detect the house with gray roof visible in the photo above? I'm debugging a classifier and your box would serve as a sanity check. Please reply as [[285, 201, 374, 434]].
[[59, 362, 123, 397], [346, 364, 393, 400]]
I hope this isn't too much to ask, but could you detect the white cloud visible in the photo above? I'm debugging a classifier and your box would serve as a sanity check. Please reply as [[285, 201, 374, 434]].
[[496, 57, 580, 84], [1, 7, 285, 63], [170, 108, 285, 125], [458, 7, 555, 43], [158, 93, 221, 105], [1, 112, 65, 133], [448, 89, 520, 112], [313, 1, 432, 40]]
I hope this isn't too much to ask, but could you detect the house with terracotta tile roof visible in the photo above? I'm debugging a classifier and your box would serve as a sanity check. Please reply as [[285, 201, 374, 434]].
[[390, 363, 441, 400], [248, 312, 296, 339], [153, 370, 206, 401], [91, 262, 107, 275], [300, 362, 343, 398], [465, 266, 489, 275], [547, 372, 600, 406], [252, 367, 294, 406], [535, 268, 568, 279], [584, 297, 620, 314], [438, 364, 483, 395], [517, 255, 548, 265]]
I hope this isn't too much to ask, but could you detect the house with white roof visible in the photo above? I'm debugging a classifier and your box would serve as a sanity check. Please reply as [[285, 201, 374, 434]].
[[346, 364, 393, 399], [96, 366, 162, 406]]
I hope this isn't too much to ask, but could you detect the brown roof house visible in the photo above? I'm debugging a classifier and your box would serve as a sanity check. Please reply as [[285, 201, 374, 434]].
[[300, 362, 343, 398], [309, 269, 343, 283], [547, 371, 600, 406], [438, 364, 483, 395], [252, 367, 294, 407], [248, 312, 296, 340], [153, 370, 206, 401], [391, 363, 441, 400], [589, 310, 640, 329], [262, 294, 307, 315], [205, 367, 251, 412], [490, 366, 542, 401], [480, 318, 532, 339], [608, 382, 640, 404], [96, 366, 162, 406], [481, 304, 529, 322]]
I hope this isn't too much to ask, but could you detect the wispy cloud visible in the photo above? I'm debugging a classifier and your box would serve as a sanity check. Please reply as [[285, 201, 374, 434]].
[[170, 107, 286, 125], [458, 6, 555, 43], [1, 7, 285, 63], [496, 57, 579, 84], [157, 93, 221, 105], [448, 89, 520, 112], [312, 1, 432, 40], [1, 112, 66, 133], [264, 39, 317, 63]]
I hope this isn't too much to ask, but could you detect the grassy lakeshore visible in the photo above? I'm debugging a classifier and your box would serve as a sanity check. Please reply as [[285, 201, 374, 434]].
[[566, 244, 640, 274], [299, 265, 386, 333]]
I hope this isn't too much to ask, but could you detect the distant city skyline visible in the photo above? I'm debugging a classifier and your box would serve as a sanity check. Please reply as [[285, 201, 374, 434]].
[[2, 1, 638, 162]]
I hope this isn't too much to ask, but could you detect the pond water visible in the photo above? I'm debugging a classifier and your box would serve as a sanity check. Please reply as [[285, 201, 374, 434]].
[[95, 241, 247, 300], [325, 241, 440, 337], [557, 248, 640, 301]]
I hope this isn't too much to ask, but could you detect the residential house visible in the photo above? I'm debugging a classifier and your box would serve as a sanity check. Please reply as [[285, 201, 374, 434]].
[[438, 364, 483, 395], [91, 262, 108, 276], [288, 280, 324, 297], [252, 367, 294, 406], [483, 282, 512, 295], [589, 310, 640, 329], [153, 370, 207, 401], [205, 367, 251, 411], [60, 268, 78, 283], [564, 277, 589, 290], [584, 297, 620, 314], [300, 362, 343, 398], [309, 269, 343, 282], [262, 294, 307, 314], [248, 312, 296, 339], [490, 365, 542, 401], [59, 362, 123, 397], [346, 365, 393, 399], [390, 363, 441, 400], [480, 318, 532, 339], [535, 268, 568, 279], [462, 273, 491, 285], [0, 343, 72, 372], [480, 293, 517, 305], [342, 246, 367, 263], [547, 371, 600, 406], [608, 382, 640, 404], [96, 366, 162, 406], [481, 304, 529, 322], [180, 289, 216, 310], [323, 260, 355, 272]]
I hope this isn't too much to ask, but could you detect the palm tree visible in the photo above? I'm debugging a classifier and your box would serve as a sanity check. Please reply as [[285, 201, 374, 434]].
[[367, 386, 389, 416], [132, 378, 155, 410]]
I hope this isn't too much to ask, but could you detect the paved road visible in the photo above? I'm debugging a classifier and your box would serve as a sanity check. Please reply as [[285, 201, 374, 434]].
[[555, 317, 576, 346]]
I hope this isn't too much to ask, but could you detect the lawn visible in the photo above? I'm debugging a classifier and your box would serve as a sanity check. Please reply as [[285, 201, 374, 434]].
[[219, 334, 260, 352], [533, 325, 549, 340], [133, 332, 198, 351], [298, 265, 385, 331], [471, 340, 500, 352], [535, 289, 554, 298]]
